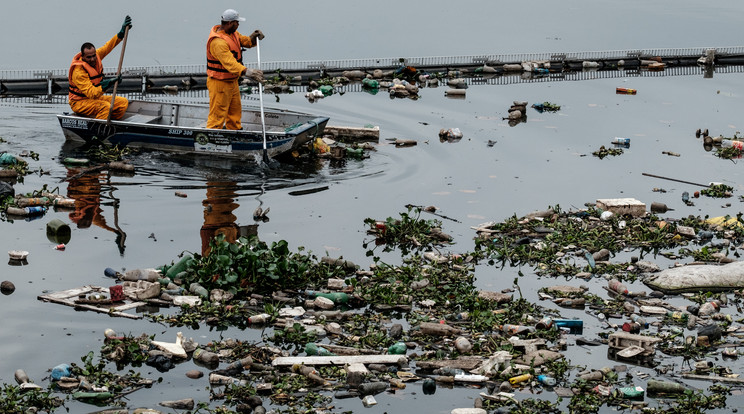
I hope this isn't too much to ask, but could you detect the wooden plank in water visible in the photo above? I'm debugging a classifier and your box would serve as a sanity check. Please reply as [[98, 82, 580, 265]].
[[324, 125, 380, 142], [272, 355, 406, 367], [38, 285, 144, 319]]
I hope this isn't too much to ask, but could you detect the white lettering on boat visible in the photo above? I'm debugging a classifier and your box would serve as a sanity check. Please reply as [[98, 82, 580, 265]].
[[61, 118, 88, 129]]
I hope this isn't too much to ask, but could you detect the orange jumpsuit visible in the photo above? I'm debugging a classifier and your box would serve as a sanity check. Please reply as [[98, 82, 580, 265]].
[[206, 25, 254, 130], [68, 34, 128, 120]]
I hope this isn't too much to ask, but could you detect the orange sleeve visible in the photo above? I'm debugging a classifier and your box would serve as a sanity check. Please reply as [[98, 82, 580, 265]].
[[96, 34, 122, 61], [238, 32, 254, 49]]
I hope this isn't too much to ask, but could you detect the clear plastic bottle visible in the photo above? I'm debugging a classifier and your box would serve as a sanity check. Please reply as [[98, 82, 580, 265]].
[[698, 301, 719, 316], [630, 314, 648, 328], [608, 279, 628, 295]]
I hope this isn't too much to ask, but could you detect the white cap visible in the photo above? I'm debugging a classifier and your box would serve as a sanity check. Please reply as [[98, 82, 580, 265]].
[[221, 9, 245, 22]]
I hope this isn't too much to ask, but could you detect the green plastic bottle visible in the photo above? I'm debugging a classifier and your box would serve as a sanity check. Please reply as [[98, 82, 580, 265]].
[[305, 343, 335, 356], [387, 342, 407, 355], [306, 290, 349, 304], [165, 254, 193, 279], [189, 283, 208, 299], [319, 85, 334, 96], [72, 391, 114, 401]]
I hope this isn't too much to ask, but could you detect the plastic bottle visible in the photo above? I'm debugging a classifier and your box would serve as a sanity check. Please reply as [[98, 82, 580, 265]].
[[305, 343, 336, 356], [502, 324, 535, 335], [435, 367, 464, 376], [248, 313, 271, 324], [557, 298, 586, 308], [121, 269, 160, 282], [223, 357, 253, 373], [622, 322, 641, 333], [72, 391, 114, 401], [697, 230, 715, 240], [698, 302, 719, 316], [292, 364, 329, 385], [666, 311, 689, 322], [104, 267, 122, 278], [646, 379, 688, 396], [608, 279, 629, 295], [722, 140, 744, 150], [17, 197, 49, 207], [612, 137, 631, 146], [536, 317, 553, 330], [189, 283, 208, 298], [616, 87, 637, 95], [509, 373, 532, 385], [650, 202, 670, 214], [209, 372, 247, 386], [165, 254, 193, 279], [23, 206, 47, 216], [536, 375, 556, 387], [422, 378, 436, 395], [193, 348, 219, 365], [387, 342, 407, 355], [454, 373, 488, 383], [630, 314, 648, 328], [305, 290, 349, 304], [454, 336, 472, 353], [14, 369, 30, 384]]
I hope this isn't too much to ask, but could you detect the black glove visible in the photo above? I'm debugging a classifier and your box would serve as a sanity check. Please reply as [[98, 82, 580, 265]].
[[251, 29, 265, 42], [100, 75, 122, 91], [117, 15, 132, 39]]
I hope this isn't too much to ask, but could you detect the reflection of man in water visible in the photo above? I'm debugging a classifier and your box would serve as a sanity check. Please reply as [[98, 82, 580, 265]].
[[200, 181, 240, 256], [66, 168, 126, 254]]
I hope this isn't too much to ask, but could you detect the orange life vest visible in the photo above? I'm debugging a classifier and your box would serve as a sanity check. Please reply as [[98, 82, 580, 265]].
[[68, 52, 104, 101], [206, 25, 243, 80]]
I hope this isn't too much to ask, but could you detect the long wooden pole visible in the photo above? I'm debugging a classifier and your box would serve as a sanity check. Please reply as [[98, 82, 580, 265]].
[[256, 37, 269, 163], [107, 26, 130, 124], [641, 172, 711, 188]]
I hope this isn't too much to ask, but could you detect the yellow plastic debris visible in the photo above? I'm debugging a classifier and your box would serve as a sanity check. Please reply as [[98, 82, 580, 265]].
[[705, 216, 743, 229]]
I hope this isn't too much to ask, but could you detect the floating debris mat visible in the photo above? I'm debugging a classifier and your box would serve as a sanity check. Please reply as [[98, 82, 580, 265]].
[[37, 285, 148, 319]]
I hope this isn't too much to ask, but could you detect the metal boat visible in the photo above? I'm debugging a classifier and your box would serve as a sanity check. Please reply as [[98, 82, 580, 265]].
[[57, 100, 329, 159]]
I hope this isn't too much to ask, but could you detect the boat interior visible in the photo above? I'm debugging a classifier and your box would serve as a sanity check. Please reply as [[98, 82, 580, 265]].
[[120, 100, 316, 133]]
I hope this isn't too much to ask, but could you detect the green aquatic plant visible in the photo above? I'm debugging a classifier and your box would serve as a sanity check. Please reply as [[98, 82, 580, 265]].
[[364, 206, 451, 256], [700, 183, 733, 198]]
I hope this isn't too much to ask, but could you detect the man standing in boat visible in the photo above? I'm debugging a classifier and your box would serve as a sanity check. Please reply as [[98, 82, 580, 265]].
[[68, 16, 132, 120], [206, 9, 264, 130]]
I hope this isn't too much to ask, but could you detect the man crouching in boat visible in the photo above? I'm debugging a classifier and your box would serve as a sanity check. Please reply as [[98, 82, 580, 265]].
[[67, 16, 132, 120], [206, 9, 264, 130]]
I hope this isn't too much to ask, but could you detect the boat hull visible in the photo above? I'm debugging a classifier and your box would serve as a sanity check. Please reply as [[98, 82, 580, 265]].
[[57, 100, 329, 159]]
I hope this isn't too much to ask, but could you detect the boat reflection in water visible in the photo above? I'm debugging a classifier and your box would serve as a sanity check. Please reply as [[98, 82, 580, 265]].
[[65, 167, 129, 255]]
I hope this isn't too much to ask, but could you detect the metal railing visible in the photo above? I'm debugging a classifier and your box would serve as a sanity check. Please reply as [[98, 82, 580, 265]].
[[2, 45, 740, 80]]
